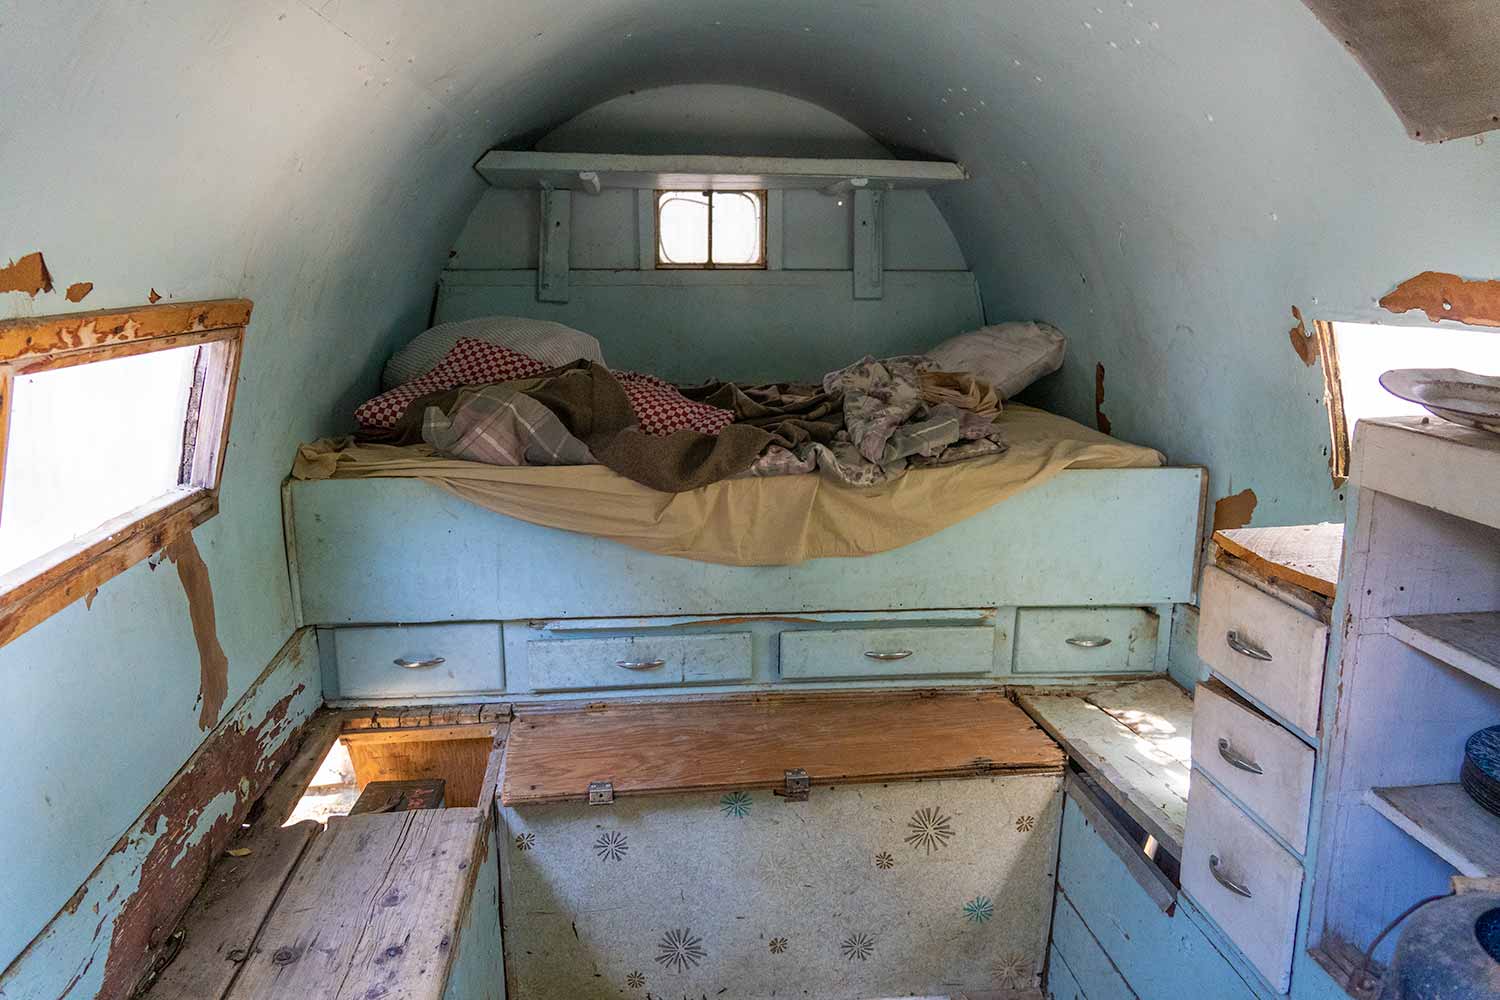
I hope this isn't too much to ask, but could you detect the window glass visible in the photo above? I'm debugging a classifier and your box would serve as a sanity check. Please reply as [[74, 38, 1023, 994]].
[[709, 192, 765, 265], [0, 344, 200, 575], [657, 191, 710, 265]]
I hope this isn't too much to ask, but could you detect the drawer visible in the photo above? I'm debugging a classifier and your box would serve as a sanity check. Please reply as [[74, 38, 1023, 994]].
[[1012, 607, 1159, 675], [778, 625, 995, 680], [1191, 680, 1315, 853], [1182, 772, 1305, 993], [1198, 566, 1327, 735], [326, 623, 503, 699], [526, 633, 751, 692]]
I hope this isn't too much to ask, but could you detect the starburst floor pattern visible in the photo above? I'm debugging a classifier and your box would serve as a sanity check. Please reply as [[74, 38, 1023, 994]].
[[655, 927, 707, 973], [904, 806, 955, 854]]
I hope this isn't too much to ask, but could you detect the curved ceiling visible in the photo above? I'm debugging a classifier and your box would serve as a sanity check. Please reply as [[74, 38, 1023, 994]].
[[1, 4, 1497, 985]]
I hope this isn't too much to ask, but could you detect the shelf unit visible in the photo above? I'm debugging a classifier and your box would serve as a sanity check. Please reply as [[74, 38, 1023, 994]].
[[1387, 611, 1500, 689], [474, 150, 968, 193], [1307, 417, 1500, 991], [1364, 784, 1500, 877]]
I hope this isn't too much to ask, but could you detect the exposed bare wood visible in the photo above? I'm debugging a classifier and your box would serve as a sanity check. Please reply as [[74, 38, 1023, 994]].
[[0, 490, 216, 647], [228, 808, 488, 999], [502, 690, 1063, 805], [340, 703, 512, 731], [349, 778, 447, 814], [345, 731, 495, 808], [8, 327, 238, 376], [1213, 523, 1342, 600], [339, 723, 499, 745], [477, 725, 508, 809], [1017, 680, 1192, 857], [146, 822, 320, 1000], [1381, 270, 1500, 326], [0, 298, 252, 363], [1313, 318, 1349, 486], [254, 708, 350, 827]]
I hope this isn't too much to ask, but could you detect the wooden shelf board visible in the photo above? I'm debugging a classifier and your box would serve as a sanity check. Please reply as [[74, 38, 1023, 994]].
[[1366, 783, 1500, 877], [475, 150, 968, 192], [1212, 523, 1342, 599], [1388, 611, 1500, 690], [1016, 679, 1193, 857]]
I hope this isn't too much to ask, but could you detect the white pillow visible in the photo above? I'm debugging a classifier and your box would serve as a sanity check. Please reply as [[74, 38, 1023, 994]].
[[383, 317, 605, 388], [925, 321, 1067, 399]]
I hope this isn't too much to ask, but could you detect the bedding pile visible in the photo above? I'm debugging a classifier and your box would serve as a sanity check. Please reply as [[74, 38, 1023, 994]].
[[358, 339, 1010, 492]]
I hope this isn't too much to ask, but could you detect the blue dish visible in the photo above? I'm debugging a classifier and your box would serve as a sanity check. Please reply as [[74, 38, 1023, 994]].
[[1462, 725, 1500, 818]]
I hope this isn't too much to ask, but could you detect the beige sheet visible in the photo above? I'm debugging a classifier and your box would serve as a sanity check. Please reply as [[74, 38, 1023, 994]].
[[292, 403, 1164, 566]]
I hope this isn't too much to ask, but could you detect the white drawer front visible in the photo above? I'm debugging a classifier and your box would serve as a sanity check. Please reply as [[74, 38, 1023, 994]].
[[779, 625, 995, 680], [1182, 772, 1304, 993], [1191, 682, 1315, 853], [527, 633, 752, 692], [330, 623, 503, 699], [1012, 607, 1159, 675], [1197, 566, 1327, 735]]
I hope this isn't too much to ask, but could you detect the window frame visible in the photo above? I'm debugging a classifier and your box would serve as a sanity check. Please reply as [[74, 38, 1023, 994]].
[[653, 189, 769, 270], [0, 298, 249, 645], [1311, 318, 1350, 488]]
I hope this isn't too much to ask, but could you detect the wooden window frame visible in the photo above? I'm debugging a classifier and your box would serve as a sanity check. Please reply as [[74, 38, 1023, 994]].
[[0, 298, 251, 646], [1312, 319, 1350, 488], [654, 189, 768, 270]]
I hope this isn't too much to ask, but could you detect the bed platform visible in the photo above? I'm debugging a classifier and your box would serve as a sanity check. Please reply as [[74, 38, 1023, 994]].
[[287, 461, 1205, 702]]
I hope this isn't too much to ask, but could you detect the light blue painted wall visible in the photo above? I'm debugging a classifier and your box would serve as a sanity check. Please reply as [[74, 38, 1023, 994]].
[[3, 0, 1498, 987]]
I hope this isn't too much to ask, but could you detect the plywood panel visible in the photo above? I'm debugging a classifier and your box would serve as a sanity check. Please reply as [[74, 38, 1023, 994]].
[[344, 731, 495, 808], [1213, 523, 1342, 599], [501, 691, 1063, 805]]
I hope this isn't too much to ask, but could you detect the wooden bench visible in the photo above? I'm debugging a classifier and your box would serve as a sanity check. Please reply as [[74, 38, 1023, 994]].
[[143, 707, 507, 1000]]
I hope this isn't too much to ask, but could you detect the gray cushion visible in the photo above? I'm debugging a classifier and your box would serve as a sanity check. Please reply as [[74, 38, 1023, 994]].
[[383, 316, 605, 388]]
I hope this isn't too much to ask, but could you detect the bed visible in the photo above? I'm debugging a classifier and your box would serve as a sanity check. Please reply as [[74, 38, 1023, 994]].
[[285, 403, 1206, 703]]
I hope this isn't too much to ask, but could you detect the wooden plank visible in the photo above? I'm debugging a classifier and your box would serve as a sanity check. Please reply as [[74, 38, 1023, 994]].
[[537, 189, 570, 303], [1388, 611, 1500, 691], [256, 709, 349, 826], [341, 703, 512, 732], [345, 733, 495, 808], [1017, 681, 1191, 856], [1354, 417, 1500, 533], [501, 690, 1063, 805], [349, 778, 446, 814], [1366, 783, 1500, 877], [229, 808, 487, 1000], [1212, 523, 1342, 599], [853, 187, 883, 300], [147, 822, 320, 1000], [0, 298, 252, 364], [475, 150, 967, 192]]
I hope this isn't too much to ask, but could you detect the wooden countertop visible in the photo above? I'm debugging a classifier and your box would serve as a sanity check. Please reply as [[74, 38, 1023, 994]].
[[1212, 523, 1342, 600]]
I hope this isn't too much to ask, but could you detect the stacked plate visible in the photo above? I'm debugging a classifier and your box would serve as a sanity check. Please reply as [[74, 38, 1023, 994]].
[[1462, 725, 1500, 818], [1380, 369, 1500, 435]]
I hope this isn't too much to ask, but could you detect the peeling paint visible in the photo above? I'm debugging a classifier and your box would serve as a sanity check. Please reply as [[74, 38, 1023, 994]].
[[147, 288, 162, 304], [1288, 305, 1319, 366], [1093, 362, 1111, 436], [0, 252, 53, 297], [1213, 488, 1258, 530], [165, 533, 229, 732], [65, 282, 94, 303], [1380, 270, 1500, 328], [85, 588, 99, 610], [0, 631, 320, 1000]]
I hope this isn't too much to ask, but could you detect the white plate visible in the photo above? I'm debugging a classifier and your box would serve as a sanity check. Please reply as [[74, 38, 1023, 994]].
[[1379, 368, 1500, 435]]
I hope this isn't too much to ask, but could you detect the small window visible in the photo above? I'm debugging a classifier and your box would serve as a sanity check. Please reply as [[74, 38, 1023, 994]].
[[0, 300, 247, 643], [655, 190, 767, 269], [1320, 319, 1500, 481]]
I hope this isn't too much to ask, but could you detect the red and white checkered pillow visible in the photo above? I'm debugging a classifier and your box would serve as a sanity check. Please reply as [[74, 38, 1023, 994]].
[[616, 371, 736, 436], [356, 338, 548, 429]]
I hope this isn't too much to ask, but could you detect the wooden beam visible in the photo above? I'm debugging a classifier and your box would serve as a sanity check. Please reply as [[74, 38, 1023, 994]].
[[537, 189, 571, 303], [853, 188, 884, 300], [0, 298, 252, 364]]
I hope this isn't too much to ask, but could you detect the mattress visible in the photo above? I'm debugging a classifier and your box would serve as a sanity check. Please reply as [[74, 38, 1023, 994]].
[[292, 403, 1165, 566]]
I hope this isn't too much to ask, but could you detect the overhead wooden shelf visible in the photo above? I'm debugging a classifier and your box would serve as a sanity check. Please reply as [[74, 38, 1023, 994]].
[[1389, 611, 1500, 691], [1366, 783, 1500, 877], [475, 150, 968, 193]]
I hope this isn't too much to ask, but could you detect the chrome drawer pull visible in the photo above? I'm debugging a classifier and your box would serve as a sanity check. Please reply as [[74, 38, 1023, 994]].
[[1225, 629, 1273, 661], [394, 656, 445, 670], [616, 658, 666, 671], [1065, 636, 1112, 649], [1209, 854, 1253, 898], [863, 649, 914, 661], [1217, 738, 1264, 775]]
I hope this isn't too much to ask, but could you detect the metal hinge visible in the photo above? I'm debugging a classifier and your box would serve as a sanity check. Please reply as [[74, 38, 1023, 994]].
[[775, 768, 810, 802], [587, 781, 614, 805]]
